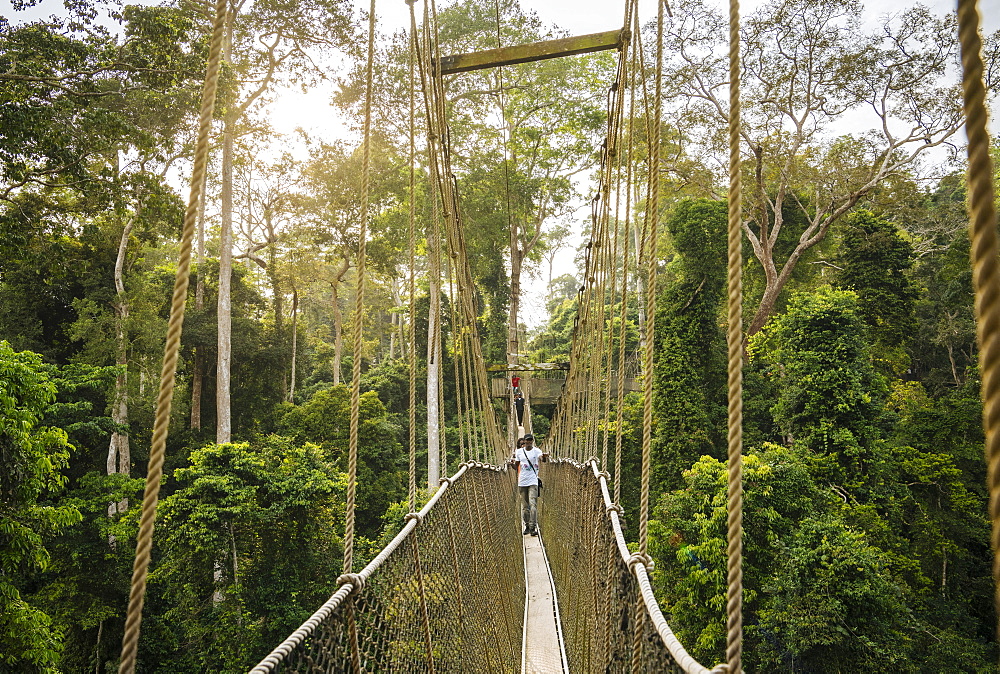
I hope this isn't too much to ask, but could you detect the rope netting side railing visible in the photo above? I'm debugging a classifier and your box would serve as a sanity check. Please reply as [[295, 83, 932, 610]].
[[538, 459, 726, 674], [250, 462, 523, 673]]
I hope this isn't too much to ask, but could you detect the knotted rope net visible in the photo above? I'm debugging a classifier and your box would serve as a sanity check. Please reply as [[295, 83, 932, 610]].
[[250, 463, 523, 673], [538, 459, 726, 674]]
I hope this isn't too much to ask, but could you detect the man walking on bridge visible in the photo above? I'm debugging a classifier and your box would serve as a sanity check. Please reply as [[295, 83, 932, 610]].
[[512, 434, 547, 536]]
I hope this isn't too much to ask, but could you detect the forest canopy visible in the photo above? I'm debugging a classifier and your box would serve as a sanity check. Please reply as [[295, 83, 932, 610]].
[[1, 0, 998, 670]]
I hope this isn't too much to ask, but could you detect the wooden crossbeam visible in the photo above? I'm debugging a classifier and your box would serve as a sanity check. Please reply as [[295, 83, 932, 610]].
[[439, 29, 626, 75], [486, 362, 570, 372]]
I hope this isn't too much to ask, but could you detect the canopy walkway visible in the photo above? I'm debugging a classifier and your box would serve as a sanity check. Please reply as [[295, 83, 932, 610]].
[[249, 457, 714, 673], [115, 0, 1000, 671]]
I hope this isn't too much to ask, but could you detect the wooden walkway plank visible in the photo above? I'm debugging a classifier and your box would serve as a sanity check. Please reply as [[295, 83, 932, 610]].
[[522, 532, 567, 673]]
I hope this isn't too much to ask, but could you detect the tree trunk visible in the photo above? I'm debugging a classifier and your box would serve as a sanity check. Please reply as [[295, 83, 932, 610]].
[[195, 165, 208, 309], [94, 620, 102, 674], [191, 172, 207, 430], [331, 282, 343, 385], [108, 214, 134, 518], [396, 282, 406, 361], [230, 521, 241, 624], [289, 288, 298, 403], [388, 311, 397, 361], [190, 351, 203, 430], [427, 250, 441, 489], [267, 214, 283, 338], [216, 22, 234, 445], [213, 560, 224, 605], [330, 258, 350, 386], [508, 229, 522, 365]]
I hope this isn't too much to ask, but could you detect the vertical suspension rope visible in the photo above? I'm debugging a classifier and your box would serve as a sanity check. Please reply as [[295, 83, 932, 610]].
[[601, 42, 629, 469], [408, 0, 418, 513], [615, 10, 639, 505], [640, 0, 664, 566], [956, 0, 1000, 639], [118, 0, 228, 669], [345, 0, 377, 577], [447, 258, 467, 463], [634, 1, 664, 669], [725, 0, 744, 667], [342, 7, 377, 670]]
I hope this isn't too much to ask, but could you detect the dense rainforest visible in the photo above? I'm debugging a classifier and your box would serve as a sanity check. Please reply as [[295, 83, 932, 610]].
[[1, 0, 999, 670]]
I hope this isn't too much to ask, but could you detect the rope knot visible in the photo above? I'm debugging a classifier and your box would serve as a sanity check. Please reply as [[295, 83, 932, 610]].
[[597, 471, 611, 480], [626, 552, 654, 573], [438, 477, 452, 488], [404, 512, 423, 525], [606, 503, 624, 515], [336, 572, 365, 595]]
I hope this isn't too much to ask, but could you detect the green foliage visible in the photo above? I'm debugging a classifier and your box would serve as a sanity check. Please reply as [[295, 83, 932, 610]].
[[906, 175, 978, 390], [653, 447, 909, 671], [652, 199, 728, 490], [757, 288, 886, 484], [280, 385, 406, 537], [28, 471, 144, 673], [150, 437, 345, 672], [834, 210, 918, 372], [755, 516, 910, 671], [0, 341, 81, 672]]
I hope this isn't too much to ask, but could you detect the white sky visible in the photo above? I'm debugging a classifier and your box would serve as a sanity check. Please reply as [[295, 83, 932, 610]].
[[4, 0, 999, 327]]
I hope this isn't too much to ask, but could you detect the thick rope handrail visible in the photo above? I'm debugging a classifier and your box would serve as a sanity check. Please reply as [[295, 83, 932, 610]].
[[248, 462, 481, 673], [117, 0, 228, 669], [956, 0, 1000, 639], [725, 0, 744, 668]]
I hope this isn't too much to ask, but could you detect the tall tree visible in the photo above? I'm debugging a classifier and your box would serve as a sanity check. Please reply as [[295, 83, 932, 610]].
[[652, 199, 728, 491], [661, 0, 999, 337], [213, 0, 352, 443], [437, 0, 613, 361]]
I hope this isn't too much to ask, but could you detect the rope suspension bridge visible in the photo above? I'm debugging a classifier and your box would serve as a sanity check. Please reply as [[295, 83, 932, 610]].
[[115, 0, 999, 672]]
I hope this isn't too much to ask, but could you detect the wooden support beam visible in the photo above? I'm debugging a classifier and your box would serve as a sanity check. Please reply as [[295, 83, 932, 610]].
[[487, 362, 570, 372], [439, 29, 626, 75]]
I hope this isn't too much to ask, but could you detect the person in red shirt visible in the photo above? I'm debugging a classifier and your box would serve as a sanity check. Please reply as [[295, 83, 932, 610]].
[[511, 375, 521, 392]]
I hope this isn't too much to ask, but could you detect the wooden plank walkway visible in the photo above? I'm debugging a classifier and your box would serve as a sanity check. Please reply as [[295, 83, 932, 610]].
[[522, 532, 567, 673]]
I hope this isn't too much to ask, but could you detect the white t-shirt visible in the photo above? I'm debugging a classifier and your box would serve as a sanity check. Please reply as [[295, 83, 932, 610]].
[[516, 447, 543, 487]]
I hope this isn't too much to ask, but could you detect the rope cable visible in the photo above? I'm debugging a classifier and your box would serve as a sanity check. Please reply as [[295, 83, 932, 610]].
[[344, 0, 377, 576], [408, 1, 418, 513], [725, 0, 745, 666], [118, 0, 228, 668], [640, 0, 665, 563], [633, 1, 666, 668], [615, 8, 640, 506], [956, 0, 1000, 641]]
